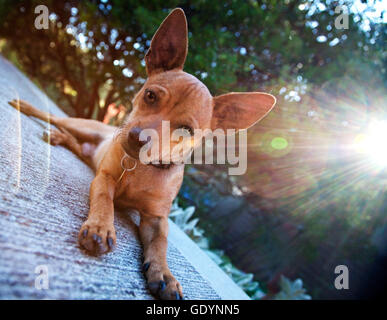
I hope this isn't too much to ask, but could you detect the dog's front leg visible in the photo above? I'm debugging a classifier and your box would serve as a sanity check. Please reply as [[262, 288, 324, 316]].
[[140, 214, 184, 300], [78, 171, 116, 255]]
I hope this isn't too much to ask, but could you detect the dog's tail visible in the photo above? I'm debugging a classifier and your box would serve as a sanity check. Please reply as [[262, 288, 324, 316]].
[[8, 99, 54, 123]]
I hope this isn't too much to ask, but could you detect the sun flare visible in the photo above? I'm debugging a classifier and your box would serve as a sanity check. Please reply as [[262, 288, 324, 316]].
[[354, 121, 387, 168]]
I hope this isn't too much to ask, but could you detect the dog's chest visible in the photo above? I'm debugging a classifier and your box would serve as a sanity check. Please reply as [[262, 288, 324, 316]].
[[113, 165, 184, 211]]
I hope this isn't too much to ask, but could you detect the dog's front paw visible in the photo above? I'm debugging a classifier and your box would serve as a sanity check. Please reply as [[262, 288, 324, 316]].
[[78, 220, 116, 255], [143, 262, 184, 300]]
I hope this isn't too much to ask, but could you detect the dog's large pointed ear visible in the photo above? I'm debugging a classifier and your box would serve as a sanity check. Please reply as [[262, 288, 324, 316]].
[[145, 8, 188, 75], [211, 92, 276, 132]]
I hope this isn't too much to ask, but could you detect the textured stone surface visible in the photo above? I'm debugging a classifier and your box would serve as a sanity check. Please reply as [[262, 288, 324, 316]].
[[0, 55, 249, 300]]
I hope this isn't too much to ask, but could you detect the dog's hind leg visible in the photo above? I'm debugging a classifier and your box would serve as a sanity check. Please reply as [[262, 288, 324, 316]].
[[8, 99, 117, 144], [43, 126, 95, 168], [53, 117, 117, 144]]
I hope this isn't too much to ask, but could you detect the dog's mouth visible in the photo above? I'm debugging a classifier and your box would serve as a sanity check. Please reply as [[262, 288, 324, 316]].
[[150, 163, 173, 170], [122, 145, 174, 170]]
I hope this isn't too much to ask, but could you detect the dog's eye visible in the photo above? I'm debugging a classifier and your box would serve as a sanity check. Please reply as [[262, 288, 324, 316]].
[[144, 89, 157, 104], [178, 125, 194, 136]]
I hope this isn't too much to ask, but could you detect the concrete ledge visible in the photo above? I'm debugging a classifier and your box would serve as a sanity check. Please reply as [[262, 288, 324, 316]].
[[0, 55, 249, 300]]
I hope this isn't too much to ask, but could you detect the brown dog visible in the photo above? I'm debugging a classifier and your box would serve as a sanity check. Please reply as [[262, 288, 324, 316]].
[[8, 8, 275, 300]]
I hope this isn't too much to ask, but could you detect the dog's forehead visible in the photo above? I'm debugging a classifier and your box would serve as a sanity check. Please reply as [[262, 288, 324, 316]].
[[148, 70, 212, 103]]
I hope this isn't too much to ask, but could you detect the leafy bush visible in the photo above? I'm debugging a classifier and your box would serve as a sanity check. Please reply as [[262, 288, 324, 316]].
[[169, 200, 311, 300], [275, 276, 311, 300]]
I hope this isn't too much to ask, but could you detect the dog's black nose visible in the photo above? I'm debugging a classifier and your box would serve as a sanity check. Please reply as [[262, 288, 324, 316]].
[[128, 127, 147, 148]]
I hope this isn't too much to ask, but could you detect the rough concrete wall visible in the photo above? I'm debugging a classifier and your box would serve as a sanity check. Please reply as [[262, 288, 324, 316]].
[[0, 55, 249, 300]]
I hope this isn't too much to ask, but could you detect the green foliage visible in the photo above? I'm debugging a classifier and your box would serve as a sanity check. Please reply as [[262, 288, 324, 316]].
[[275, 275, 311, 300], [169, 200, 311, 300], [0, 1, 384, 118], [169, 200, 266, 299], [0, 0, 145, 118]]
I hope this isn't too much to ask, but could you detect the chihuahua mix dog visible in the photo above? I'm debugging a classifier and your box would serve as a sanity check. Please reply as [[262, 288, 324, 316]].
[[9, 8, 275, 299]]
